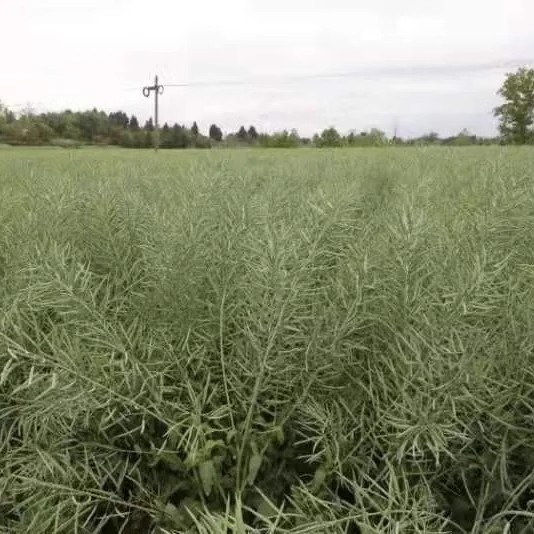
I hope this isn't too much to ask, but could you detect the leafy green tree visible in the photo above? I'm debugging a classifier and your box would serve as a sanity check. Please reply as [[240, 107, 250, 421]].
[[108, 111, 129, 129], [171, 123, 190, 148], [269, 130, 293, 148], [38, 112, 64, 136], [368, 128, 387, 146], [34, 121, 54, 143], [160, 122, 171, 148], [347, 128, 387, 147], [209, 124, 223, 142], [443, 128, 476, 146], [191, 121, 199, 137], [77, 109, 109, 142], [316, 127, 343, 147], [257, 129, 300, 148], [144, 118, 154, 131], [415, 131, 440, 145], [494, 67, 534, 144], [1, 122, 23, 144], [63, 116, 83, 141], [3, 117, 54, 145], [236, 126, 248, 142], [4, 109, 15, 124], [248, 125, 258, 140], [129, 115, 140, 130], [0, 102, 7, 135]]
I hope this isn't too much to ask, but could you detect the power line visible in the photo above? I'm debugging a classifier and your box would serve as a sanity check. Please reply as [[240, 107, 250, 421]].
[[135, 58, 531, 144], [127, 58, 533, 91]]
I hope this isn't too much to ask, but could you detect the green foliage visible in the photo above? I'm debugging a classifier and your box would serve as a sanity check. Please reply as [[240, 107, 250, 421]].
[[144, 117, 154, 132], [0, 101, 6, 131], [259, 129, 301, 148], [0, 107, 172, 148], [411, 131, 441, 145], [227, 127, 301, 148], [494, 67, 534, 144], [0, 101, 15, 127], [248, 125, 259, 141], [237, 125, 248, 141], [169, 124, 189, 148], [209, 124, 223, 142], [2, 147, 534, 533], [0, 95, 512, 148], [129, 115, 140, 131], [315, 127, 343, 147], [346, 128, 387, 147], [1, 118, 54, 145], [442, 129, 476, 146], [108, 111, 130, 129]]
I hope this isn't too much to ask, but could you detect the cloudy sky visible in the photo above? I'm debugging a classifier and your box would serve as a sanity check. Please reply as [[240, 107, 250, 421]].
[[1, 0, 533, 137]]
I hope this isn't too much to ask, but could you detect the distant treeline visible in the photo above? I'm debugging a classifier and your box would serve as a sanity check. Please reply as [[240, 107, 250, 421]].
[[0, 104, 504, 148]]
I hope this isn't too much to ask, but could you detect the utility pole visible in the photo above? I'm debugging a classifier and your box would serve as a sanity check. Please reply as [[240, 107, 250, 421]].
[[142, 75, 164, 152]]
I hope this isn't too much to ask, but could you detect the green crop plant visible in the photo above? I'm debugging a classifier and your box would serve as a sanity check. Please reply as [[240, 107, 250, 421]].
[[1, 146, 534, 533]]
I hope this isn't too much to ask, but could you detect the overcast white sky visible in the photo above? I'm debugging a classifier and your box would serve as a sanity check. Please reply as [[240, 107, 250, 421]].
[[1, 0, 533, 137]]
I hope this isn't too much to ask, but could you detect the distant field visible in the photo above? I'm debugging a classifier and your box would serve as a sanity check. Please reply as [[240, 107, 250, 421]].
[[2, 146, 534, 533]]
